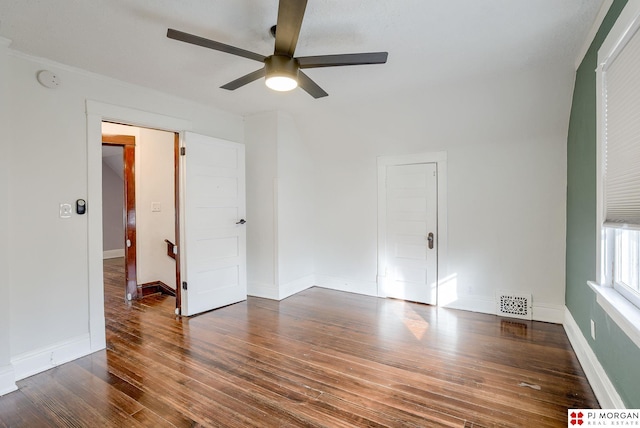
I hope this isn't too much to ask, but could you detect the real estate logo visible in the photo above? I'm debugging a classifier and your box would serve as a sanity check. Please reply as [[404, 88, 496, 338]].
[[568, 409, 640, 426], [569, 411, 584, 425]]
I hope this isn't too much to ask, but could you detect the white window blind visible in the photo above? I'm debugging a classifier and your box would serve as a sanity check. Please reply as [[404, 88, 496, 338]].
[[604, 24, 640, 227]]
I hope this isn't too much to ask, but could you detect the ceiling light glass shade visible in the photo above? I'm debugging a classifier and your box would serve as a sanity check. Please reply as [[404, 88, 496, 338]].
[[265, 75, 298, 91], [265, 55, 299, 92]]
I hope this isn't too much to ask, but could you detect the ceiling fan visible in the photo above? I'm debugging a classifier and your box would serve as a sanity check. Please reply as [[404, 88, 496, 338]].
[[167, 0, 388, 98]]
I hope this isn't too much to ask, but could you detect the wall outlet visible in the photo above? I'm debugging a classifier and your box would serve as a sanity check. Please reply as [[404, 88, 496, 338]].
[[152, 202, 162, 212], [591, 319, 596, 340]]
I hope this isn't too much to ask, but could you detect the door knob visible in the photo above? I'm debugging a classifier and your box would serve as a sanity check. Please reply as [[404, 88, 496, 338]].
[[427, 233, 434, 249], [236, 219, 246, 225]]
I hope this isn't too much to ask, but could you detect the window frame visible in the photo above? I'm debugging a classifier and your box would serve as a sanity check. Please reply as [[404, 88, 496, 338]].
[[611, 228, 640, 309]]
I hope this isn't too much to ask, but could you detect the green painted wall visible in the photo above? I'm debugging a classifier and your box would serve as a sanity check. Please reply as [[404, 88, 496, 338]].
[[566, 0, 640, 408]]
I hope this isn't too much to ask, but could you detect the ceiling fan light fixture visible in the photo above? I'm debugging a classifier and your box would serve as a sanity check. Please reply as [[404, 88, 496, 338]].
[[265, 75, 298, 91], [265, 55, 299, 92]]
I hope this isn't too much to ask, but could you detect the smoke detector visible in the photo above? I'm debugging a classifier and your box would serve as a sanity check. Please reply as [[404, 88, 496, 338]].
[[37, 70, 60, 89]]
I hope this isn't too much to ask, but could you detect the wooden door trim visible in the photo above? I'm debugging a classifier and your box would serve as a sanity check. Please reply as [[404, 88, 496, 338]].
[[102, 134, 135, 146], [102, 134, 138, 300], [123, 145, 138, 299]]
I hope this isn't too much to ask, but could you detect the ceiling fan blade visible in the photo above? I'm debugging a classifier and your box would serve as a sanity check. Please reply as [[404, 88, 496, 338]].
[[274, 0, 308, 56], [297, 52, 388, 69], [220, 68, 266, 90], [167, 28, 266, 63], [297, 71, 328, 98]]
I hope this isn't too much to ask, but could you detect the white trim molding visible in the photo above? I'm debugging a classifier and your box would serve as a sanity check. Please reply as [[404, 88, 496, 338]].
[[440, 296, 564, 323], [248, 276, 315, 301], [532, 303, 565, 324], [248, 282, 279, 300], [563, 307, 625, 409], [280, 275, 315, 300], [315, 274, 378, 297], [103, 249, 125, 259], [86, 100, 193, 353], [441, 294, 495, 315], [11, 334, 92, 382], [588, 281, 640, 349], [376, 151, 448, 304], [0, 365, 16, 396]]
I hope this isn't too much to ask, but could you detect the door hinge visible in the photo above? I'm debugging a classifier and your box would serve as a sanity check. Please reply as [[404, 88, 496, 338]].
[[180, 147, 186, 156], [182, 281, 187, 290]]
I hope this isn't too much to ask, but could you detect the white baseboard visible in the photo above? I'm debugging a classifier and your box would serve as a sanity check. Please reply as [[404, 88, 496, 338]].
[[563, 307, 625, 408], [315, 274, 378, 297], [532, 303, 565, 323], [11, 334, 93, 381], [248, 275, 315, 301], [0, 364, 16, 396], [441, 295, 495, 314], [248, 281, 279, 300], [280, 274, 314, 300], [103, 249, 124, 259], [441, 295, 564, 323]]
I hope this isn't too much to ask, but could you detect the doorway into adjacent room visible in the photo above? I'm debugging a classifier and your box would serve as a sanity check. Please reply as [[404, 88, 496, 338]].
[[101, 122, 181, 312]]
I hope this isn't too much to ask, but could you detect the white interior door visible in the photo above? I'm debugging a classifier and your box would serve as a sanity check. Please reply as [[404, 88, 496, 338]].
[[180, 132, 247, 316], [382, 163, 438, 304]]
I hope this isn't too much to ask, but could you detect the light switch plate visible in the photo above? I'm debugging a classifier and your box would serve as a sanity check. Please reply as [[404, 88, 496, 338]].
[[59, 203, 72, 218]]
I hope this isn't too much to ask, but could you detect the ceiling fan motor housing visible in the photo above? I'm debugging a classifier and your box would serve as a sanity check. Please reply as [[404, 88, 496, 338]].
[[265, 55, 299, 80]]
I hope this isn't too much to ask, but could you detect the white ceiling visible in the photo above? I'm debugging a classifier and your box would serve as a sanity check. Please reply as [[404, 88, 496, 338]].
[[0, 0, 603, 142]]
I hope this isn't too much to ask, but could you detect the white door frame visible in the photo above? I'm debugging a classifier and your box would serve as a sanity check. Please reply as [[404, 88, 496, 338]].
[[86, 100, 192, 352], [377, 152, 448, 304]]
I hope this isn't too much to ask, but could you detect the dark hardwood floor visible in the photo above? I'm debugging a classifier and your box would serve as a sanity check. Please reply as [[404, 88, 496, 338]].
[[0, 257, 598, 427]]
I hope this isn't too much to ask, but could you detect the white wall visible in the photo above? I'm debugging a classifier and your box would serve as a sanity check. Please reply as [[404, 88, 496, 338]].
[[311, 64, 570, 322], [137, 128, 176, 289], [0, 39, 15, 395], [244, 111, 315, 299], [101, 156, 124, 253], [245, 112, 278, 297], [314, 158, 379, 295], [276, 113, 315, 294], [5, 48, 242, 375]]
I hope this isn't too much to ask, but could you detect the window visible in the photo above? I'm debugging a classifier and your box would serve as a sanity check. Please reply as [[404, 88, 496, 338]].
[[599, 11, 640, 311], [613, 229, 640, 308], [602, 40, 640, 303], [594, 1, 640, 337]]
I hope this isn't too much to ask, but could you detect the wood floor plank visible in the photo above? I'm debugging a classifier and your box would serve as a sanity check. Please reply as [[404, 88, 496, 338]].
[[18, 370, 141, 428], [0, 257, 598, 427], [74, 354, 198, 427], [0, 389, 53, 428]]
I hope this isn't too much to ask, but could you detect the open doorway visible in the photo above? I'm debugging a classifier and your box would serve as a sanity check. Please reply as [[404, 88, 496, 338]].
[[101, 122, 181, 312]]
